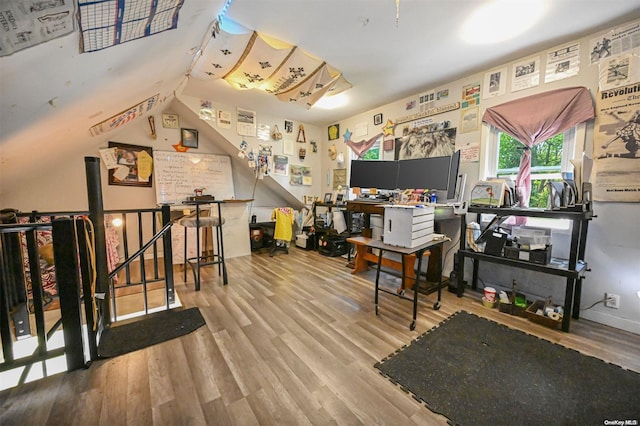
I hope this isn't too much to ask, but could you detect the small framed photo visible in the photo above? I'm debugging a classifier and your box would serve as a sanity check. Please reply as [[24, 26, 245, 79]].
[[162, 113, 179, 129], [323, 192, 333, 203], [181, 128, 199, 148], [373, 113, 383, 125], [335, 193, 344, 204]]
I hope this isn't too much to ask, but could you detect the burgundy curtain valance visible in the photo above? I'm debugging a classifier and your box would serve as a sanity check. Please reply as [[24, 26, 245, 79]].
[[482, 86, 595, 207]]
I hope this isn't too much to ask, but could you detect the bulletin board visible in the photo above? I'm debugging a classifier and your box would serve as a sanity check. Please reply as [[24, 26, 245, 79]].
[[153, 151, 235, 204]]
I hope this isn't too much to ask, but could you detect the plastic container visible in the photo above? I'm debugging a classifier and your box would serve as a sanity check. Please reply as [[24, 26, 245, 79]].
[[484, 287, 497, 303]]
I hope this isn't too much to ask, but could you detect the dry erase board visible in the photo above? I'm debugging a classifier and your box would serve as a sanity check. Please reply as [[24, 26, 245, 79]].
[[153, 151, 235, 204]]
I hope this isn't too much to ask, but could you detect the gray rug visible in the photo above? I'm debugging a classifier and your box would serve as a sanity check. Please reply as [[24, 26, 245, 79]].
[[98, 307, 205, 358], [375, 311, 640, 426]]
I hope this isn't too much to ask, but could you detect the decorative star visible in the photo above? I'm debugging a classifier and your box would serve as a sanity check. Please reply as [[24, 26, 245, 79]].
[[172, 142, 189, 152], [343, 128, 352, 142], [382, 119, 395, 137]]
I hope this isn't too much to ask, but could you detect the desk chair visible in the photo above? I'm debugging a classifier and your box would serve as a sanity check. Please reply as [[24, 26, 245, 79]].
[[178, 203, 227, 290]]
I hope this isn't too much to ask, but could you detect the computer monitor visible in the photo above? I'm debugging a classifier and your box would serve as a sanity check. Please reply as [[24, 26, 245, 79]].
[[446, 149, 461, 200], [395, 155, 450, 191], [349, 160, 398, 190]]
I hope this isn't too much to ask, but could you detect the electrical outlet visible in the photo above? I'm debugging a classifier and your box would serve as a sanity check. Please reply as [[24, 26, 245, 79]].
[[605, 293, 620, 309]]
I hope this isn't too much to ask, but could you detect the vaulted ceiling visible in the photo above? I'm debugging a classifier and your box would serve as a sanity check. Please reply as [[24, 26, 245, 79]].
[[1, 0, 639, 197]]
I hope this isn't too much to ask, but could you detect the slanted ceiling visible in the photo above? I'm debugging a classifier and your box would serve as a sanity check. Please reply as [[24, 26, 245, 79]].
[[1, 1, 640, 198]]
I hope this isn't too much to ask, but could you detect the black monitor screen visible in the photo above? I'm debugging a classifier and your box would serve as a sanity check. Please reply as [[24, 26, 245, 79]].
[[396, 156, 450, 191], [349, 160, 398, 190], [447, 149, 461, 200]]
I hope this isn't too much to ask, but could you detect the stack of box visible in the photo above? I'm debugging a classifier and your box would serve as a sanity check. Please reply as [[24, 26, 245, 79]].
[[383, 205, 435, 248]]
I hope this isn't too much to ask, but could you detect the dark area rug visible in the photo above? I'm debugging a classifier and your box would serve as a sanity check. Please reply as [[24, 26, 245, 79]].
[[375, 311, 640, 426], [98, 307, 205, 358]]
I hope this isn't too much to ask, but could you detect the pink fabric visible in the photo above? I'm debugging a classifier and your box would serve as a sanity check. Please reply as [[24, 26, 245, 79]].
[[482, 87, 594, 207], [346, 134, 382, 158]]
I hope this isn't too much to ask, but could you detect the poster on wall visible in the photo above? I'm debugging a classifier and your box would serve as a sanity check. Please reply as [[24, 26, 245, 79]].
[[89, 94, 159, 136], [273, 155, 288, 176], [598, 54, 639, 91], [511, 57, 540, 92], [289, 165, 312, 186], [544, 42, 580, 83], [591, 82, 640, 202], [482, 67, 507, 99], [395, 124, 456, 160], [333, 169, 347, 190], [461, 83, 480, 108], [236, 108, 256, 137], [217, 110, 232, 129], [459, 142, 480, 163], [460, 107, 479, 134], [589, 19, 640, 65], [419, 91, 436, 112], [0, 0, 76, 57]]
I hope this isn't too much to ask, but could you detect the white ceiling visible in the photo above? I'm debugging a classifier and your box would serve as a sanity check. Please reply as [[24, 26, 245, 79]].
[[1, 0, 639, 196]]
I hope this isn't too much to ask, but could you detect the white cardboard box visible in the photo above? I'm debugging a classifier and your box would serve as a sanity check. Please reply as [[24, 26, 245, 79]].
[[383, 205, 435, 248]]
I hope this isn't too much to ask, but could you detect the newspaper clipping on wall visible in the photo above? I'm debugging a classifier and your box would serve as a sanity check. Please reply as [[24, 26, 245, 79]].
[[592, 82, 640, 202]]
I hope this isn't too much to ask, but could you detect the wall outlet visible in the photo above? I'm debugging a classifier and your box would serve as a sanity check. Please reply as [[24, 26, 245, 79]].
[[605, 293, 620, 309]]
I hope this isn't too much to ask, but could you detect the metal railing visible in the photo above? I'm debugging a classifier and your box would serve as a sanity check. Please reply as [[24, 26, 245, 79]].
[[0, 207, 174, 386]]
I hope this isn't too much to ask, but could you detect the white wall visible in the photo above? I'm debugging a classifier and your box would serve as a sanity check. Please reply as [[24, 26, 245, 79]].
[[328, 19, 640, 334]]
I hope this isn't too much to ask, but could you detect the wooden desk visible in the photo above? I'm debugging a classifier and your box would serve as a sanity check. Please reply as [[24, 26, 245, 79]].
[[345, 200, 459, 285], [365, 237, 449, 330], [347, 236, 428, 290]]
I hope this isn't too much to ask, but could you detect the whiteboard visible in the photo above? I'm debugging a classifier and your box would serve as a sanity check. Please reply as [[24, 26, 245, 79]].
[[153, 151, 235, 204]]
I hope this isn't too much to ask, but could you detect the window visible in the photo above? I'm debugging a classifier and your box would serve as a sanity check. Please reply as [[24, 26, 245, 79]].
[[360, 139, 380, 160], [486, 126, 577, 208], [484, 125, 582, 231]]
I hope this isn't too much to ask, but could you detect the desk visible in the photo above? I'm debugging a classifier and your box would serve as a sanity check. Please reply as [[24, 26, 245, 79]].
[[345, 200, 460, 284], [365, 237, 449, 330]]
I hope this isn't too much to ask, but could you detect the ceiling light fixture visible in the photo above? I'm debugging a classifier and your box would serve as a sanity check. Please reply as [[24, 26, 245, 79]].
[[461, 0, 548, 44], [313, 93, 349, 110]]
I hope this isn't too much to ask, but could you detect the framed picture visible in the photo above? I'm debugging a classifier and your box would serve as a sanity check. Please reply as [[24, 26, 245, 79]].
[[328, 123, 340, 140], [162, 113, 179, 129], [323, 192, 333, 203], [284, 119, 294, 133], [374, 113, 383, 125], [108, 142, 153, 187], [181, 128, 199, 148], [335, 193, 344, 204]]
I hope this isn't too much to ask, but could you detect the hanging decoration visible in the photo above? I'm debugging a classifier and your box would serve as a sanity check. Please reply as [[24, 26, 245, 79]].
[[297, 125, 307, 143], [189, 23, 351, 109], [272, 125, 283, 140]]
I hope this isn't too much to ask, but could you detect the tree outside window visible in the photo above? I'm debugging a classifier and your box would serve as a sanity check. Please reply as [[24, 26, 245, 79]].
[[497, 133, 564, 208]]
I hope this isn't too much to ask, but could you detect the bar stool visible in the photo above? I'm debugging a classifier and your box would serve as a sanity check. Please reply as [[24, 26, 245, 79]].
[[179, 201, 227, 290]]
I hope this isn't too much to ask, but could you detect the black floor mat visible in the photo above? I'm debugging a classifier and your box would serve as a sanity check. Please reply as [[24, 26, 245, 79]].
[[98, 307, 205, 358], [375, 311, 640, 426]]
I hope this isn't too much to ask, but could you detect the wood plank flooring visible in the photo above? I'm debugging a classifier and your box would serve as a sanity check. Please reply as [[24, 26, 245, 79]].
[[1, 247, 639, 425]]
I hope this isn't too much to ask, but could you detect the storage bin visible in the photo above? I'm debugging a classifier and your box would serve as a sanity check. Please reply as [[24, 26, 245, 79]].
[[504, 245, 552, 265], [526, 300, 562, 329], [383, 205, 435, 248], [498, 291, 530, 317]]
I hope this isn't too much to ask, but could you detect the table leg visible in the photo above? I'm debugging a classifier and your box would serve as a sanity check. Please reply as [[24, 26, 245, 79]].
[[374, 250, 383, 315], [411, 252, 423, 331]]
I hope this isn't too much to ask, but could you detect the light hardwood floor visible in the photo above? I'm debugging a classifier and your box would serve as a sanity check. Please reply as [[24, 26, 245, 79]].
[[1, 247, 639, 425]]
